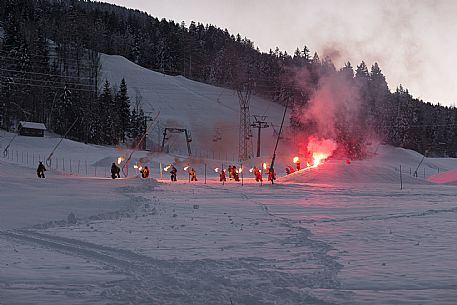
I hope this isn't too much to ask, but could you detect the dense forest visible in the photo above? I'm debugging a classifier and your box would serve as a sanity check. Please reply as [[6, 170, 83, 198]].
[[0, 0, 456, 156]]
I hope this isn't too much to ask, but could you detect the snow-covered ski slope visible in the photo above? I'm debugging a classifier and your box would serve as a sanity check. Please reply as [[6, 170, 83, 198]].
[[2, 155, 457, 304], [3, 53, 457, 305], [282, 145, 457, 185], [101, 54, 286, 157], [4, 126, 457, 185]]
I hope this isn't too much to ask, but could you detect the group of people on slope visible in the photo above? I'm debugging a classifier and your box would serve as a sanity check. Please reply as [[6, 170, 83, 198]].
[[111, 162, 150, 179], [227, 165, 240, 181], [167, 165, 197, 182], [36, 160, 276, 183], [252, 166, 276, 183], [219, 165, 240, 182]]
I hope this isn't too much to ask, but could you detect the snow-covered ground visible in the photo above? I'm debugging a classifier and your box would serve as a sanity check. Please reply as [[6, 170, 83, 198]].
[[2, 54, 457, 304], [2, 138, 457, 304], [101, 54, 287, 157]]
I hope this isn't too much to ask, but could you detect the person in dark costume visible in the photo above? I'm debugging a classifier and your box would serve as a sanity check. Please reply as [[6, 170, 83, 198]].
[[232, 166, 240, 182], [37, 161, 46, 178], [141, 166, 150, 178], [111, 163, 120, 179], [170, 165, 177, 182], [219, 169, 226, 182]]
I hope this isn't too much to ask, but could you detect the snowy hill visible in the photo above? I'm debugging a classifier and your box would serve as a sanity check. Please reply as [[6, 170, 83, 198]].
[[281, 145, 457, 185], [3, 124, 457, 185], [3, 55, 457, 305], [100, 54, 287, 158], [2, 53, 457, 184]]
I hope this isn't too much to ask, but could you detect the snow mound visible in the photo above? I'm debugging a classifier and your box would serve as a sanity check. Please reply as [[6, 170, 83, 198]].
[[428, 169, 457, 185], [280, 145, 457, 185], [280, 159, 427, 184]]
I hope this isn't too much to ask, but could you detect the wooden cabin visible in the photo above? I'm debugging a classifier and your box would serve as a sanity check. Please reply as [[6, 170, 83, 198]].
[[18, 121, 46, 137]]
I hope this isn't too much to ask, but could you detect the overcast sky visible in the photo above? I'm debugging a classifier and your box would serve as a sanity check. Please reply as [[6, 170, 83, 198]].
[[104, 0, 457, 106]]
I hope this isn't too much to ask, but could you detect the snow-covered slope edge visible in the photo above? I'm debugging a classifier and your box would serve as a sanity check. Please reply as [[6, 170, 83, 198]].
[[100, 54, 286, 157]]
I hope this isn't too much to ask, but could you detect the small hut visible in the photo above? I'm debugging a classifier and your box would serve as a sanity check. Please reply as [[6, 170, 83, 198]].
[[18, 121, 46, 137]]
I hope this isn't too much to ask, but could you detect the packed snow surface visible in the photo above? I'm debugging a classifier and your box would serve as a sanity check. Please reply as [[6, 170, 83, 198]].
[[2, 54, 457, 304], [428, 168, 457, 185], [100, 54, 287, 156], [1, 136, 457, 304]]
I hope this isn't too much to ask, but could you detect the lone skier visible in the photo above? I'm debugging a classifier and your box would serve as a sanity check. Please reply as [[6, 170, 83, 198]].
[[37, 161, 46, 178]]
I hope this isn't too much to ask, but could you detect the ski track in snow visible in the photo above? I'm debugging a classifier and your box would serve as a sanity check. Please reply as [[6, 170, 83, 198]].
[[1, 179, 342, 305], [3, 51, 457, 304], [4, 176, 457, 304]]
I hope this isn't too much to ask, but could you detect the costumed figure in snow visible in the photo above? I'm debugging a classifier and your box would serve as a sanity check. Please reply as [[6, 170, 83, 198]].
[[268, 167, 276, 182], [232, 166, 240, 182], [219, 169, 226, 182], [37, 161, 46, 178], [141, 166, 150, 178], [253, 166, 262, 182], [170, 165, 177, 182], [189, 168, 197, 181], [228, 165, 234, 180], [111, 163, 120, 179]]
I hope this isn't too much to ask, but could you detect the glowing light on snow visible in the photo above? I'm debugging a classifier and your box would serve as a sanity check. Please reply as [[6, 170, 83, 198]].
[[302, 137, 337, 169], [293, 156, 300, 164], [312, 152, 327, 167]]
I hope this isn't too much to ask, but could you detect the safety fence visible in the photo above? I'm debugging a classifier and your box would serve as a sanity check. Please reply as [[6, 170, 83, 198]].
[[3, 147, 120, 178], [394, 165, 440, 179], [1, 147, 239, 182]]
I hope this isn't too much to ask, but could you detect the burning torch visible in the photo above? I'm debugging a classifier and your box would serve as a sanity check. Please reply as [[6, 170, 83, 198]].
[[293, 157, 301, 171]]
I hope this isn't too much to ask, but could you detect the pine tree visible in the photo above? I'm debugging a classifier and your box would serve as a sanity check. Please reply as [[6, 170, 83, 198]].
[[51, 85, 74, 136], [115, 78, 131, 143], [128, 107, 138, 140], [99, 80, 116, 144]]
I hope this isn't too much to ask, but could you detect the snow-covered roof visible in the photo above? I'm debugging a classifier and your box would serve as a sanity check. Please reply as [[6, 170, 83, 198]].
[[19, 121, 47, 130]]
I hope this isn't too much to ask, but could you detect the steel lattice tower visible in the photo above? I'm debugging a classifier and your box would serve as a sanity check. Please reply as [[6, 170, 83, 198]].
[[237, 87, 253, 161]]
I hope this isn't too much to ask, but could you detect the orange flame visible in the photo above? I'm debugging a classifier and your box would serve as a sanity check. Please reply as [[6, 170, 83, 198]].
[[302, 137, 337, 170], [312, 152, 327, 167], [293, 156, 299, 164], [117, 157, 124, 164], [263, 162, 267, 170]]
